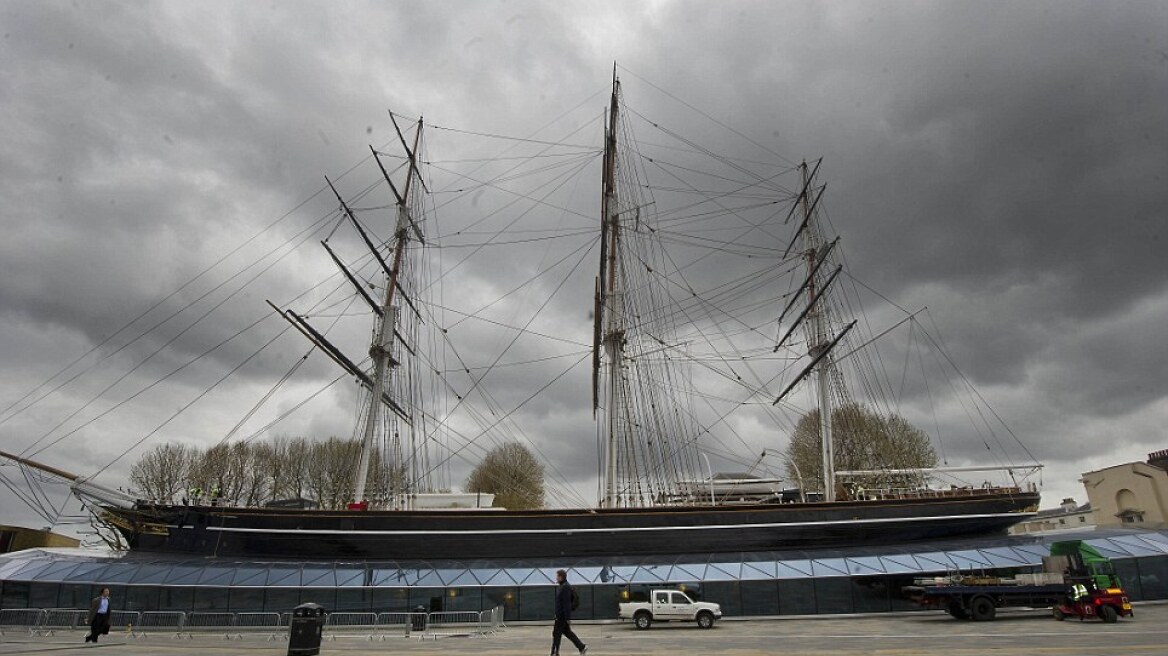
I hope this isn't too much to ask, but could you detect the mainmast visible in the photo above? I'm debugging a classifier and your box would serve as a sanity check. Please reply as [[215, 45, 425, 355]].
[[352, 117, 425, 507], [799, 161, 836, 502]]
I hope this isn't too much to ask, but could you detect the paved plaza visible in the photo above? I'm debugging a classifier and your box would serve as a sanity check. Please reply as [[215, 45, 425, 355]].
[[1, 603, 1165, 655]]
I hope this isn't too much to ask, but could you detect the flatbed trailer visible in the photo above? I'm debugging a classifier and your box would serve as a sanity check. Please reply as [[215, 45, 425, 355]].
[[909, 583, 1068, 621]]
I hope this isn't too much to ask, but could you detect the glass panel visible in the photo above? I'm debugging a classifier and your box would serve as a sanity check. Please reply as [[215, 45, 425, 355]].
[[371, 587, 410, 613], [409, 587, 446, 614], [373, 564, 411, 583], [670, 564, 705, 581], [888, 574, 921, 611], [573, 585, 595, 620], [776, 559, 813, 578], [300, 588, 336, 611], [34, 561, 81, 581], [979, 547, 1033, 567], [1137, 556, 1168, 599], [702, 581, 739, 617], [407, 568, 444, 587], [99, 563, 140, 583], [878, 555, 922, 574], [1107, 535, 1166, 557], [1084, 539, 1130, 558], [851, 577, 889, 613], [159, 586, 193, 612], [192, 587, 229, 611], [265, 587, 302, 613], [28, 582, 59, 608], [443, 587, 481, 613], [845, 557, 884, 575], [738, 555, 775, 576], [335, 587, 371, 613], [476, 568, 516, 585], [811, 558, 849, 576], [709, 562, 746, 580], [301, 566, 336, 588], [605, 566, 638, 584], [335, 566, 367, 587], [124, 585, 159, 612], [777, 578, 816, 615], [130, 564, 174, 584], [197, 566, 235, 586], [588, 584, 623, 619], [232, 566, 269, 587], [570, 566, 605, 584], [632, 565, 667, 582], [483, 587, 519, 621], [163, 564, 203, 585], [266, 565, 302, 587], [518, 586, 554, 621], [739, 580, 778, 616], [8, 560, 53, 581], [229, 587, 265, 612], [498, 567, 531, 585], [446, 570, 481, 587], [947, 550, 991, 570], [814, 577, 853, 614], [59, 584, 91, 609], [912, 552, 954, 571], [67, 563, 112, 582]]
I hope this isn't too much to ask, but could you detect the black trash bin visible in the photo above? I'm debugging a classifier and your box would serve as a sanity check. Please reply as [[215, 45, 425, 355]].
[[410, 605, 427, 633], [288, 602, 326, 656]]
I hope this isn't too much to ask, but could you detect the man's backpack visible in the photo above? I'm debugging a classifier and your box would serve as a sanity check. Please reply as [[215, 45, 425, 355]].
[[570, 586, 580, 611]]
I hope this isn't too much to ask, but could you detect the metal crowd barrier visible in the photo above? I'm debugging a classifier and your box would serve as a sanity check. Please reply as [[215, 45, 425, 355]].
[[34, 609, 86, 636], [131, 610, 187, 638], [182, 611, 240, 639], [323, 611, 377, 640], [0, 606, 504, 640], [0, 608, 44, 635]]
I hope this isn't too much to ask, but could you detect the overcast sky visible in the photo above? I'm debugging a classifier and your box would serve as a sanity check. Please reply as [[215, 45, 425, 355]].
[[1, 0, 1165, 536]]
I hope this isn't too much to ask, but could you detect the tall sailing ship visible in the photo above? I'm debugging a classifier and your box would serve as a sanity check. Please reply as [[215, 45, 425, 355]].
[[1, 74, 1041, 560]]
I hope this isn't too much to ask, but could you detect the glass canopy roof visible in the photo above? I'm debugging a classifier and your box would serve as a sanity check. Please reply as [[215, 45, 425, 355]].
[[3, 527, 1165, 588]]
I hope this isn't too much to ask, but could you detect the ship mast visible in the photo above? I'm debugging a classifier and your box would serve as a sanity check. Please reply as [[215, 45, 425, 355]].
[[799, 161, 836, 502], [352, 117, 425, 507], [598, 75, 623, 508]]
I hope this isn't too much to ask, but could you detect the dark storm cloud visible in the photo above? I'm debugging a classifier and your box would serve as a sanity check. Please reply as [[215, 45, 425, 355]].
[[1, 1, 1165, 525]]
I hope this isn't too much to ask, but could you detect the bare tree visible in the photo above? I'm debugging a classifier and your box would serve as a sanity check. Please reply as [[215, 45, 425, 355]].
[[785, 402, 937, 494], [128, 443, 191, 503], [306, 437, 363, 509], [465, 442, 545, 509]]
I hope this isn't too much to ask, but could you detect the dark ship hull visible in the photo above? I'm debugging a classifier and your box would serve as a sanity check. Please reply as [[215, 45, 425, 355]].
[[105, 489, 1039, 560]]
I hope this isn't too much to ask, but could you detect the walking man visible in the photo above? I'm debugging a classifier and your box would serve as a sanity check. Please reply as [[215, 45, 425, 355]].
[[84, 587, 111, 643], [551, 569, 586, 655]]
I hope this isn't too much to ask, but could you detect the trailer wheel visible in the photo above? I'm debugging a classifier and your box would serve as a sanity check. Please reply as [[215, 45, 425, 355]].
[[947, 602, 969, 620], [634, 611, 652, 630], [1099, 605, 1118, 624], [970, 596, 996, 622], [696, 611, 715, 629]]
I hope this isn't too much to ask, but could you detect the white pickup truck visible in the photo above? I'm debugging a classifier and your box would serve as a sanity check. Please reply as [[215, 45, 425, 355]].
[[618, 589, 722, 629]]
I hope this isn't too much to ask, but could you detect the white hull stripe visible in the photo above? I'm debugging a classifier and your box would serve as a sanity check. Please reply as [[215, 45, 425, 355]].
[[192, 512, 1034, 537]]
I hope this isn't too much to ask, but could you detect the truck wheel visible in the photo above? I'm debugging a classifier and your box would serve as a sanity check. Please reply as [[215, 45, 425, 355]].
[[1099, 605, 1118, 624], [1052, 608, 1066, 621], [970, 596, 996, 622], [696, 611, 715, 629], [634, 611, 652, 630], [947, 602, 969, 620]]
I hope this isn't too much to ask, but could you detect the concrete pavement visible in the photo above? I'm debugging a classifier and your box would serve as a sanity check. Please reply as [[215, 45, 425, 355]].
[[2, 603, 1165, 655]]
